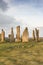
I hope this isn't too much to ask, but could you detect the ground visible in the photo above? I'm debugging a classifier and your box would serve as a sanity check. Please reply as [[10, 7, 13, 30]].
[[0, 41, 43, 65]]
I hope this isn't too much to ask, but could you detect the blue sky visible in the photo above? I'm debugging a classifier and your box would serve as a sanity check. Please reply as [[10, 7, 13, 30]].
[[10, 0, 43, 9], [0, 0, 43, 37]]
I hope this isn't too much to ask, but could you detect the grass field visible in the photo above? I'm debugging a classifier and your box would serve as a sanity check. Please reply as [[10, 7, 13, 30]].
[[0, 41, 43, 65]]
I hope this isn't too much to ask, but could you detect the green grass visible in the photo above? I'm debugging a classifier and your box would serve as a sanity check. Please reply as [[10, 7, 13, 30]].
[[0, 41, 43, 65]]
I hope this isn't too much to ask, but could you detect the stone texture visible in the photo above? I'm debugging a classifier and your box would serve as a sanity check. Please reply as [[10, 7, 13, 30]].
[[15, 26, 21, 42], [8, 27, 14, 42], [22, 27, 29, 42], [1, 29, 5, 42], [35, 28, 39, 42], [8, 34, 11, 42], [32, 30, 35, 40]]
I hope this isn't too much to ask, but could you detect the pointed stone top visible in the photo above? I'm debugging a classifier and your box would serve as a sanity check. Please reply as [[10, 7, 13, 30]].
[[11, 27, 13, 30], [2, 29, 3, 31], [11, 27, 14, 33], [23, 27, 28, 36], [25, 27, 28, 30], [16, 26, 20, 28], [24, 27, 28, 32]]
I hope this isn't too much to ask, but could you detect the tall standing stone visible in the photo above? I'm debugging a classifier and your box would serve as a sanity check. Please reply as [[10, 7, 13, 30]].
[[35, 28, 39, 42], [8, 27, 14, 42], [11, 27, 14, 41], [8, 34, 11, 42], [22, 27, 29, 42], [15, 26, 21, 42], [1, 29, 5, 42], [32, 30, 35, 40]]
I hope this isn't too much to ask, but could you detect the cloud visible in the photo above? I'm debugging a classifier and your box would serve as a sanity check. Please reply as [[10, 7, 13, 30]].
[[7, 0, 43, 13], [4, 4, 43, 27], [10, 0, 43, 6], [0, 14, 14, 25], [0, 0, 8, 11], [0, 13, 23, 26], [0, 13, 23, 37], [0, 0, 43, 37]]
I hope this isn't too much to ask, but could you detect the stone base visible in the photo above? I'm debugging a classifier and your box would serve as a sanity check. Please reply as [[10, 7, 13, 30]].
[[22, 40, 29, 43], [22, 37, 29, 43], [15, 39, 21, 42], [36, 38, 40, 42]]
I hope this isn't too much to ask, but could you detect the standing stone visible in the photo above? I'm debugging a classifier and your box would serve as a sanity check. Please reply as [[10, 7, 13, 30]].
[[8, 34, 11, 42], [32, 30, 35, 40], [22, 27, 29, 42], [11, 27, 14, 42], [15, 26, 21, 42], [8, 27, 14, 42], [1, 29, 5, 42], [35, 28, 39, 42]]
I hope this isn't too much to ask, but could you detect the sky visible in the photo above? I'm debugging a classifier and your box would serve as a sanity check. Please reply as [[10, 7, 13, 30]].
[[0, 0, 43, 37]]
